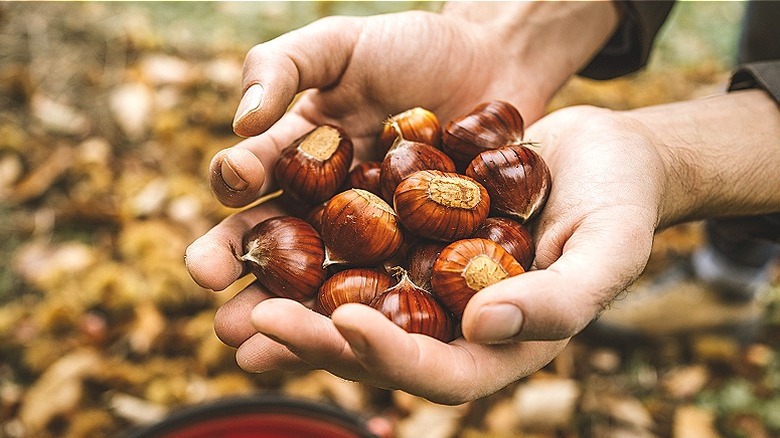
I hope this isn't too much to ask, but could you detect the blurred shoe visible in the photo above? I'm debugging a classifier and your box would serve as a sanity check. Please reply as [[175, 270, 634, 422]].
[[592, 245, 772, 338]]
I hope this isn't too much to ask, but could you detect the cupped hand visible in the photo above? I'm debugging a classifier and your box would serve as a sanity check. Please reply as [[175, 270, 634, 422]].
[[209, 10, 549, 209], [461, 105, 666, 344], [187, 105, 670, 404]]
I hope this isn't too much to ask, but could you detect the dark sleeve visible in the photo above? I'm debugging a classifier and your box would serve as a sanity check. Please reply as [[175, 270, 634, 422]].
[[729, 61, 780, 106], [727, 61, 780, 244], [578, 0, 675, 80]]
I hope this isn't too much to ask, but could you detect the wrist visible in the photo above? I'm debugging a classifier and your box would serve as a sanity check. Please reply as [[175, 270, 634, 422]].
[[626, 89, 780, 227], [442, 1, 621, 108]]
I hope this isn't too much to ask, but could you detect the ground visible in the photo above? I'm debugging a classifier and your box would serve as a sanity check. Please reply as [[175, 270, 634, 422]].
[[1, 2, 779, 438]]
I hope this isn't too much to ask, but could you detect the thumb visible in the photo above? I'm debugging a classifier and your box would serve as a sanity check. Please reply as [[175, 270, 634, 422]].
[[461, 214, 654, 343], [232, 16, 363, 137]]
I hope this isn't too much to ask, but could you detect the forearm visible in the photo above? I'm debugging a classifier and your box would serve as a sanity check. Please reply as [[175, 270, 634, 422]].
[[630, 89, 780, 226], [441, 1, 622, 105]]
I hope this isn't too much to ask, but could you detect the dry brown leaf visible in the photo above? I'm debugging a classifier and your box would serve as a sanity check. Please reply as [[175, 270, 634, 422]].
[[127, 301, 166, 355], [12, 240, 96, 292], [30, 94, 91, 136], [482, 398, 520, 435], [512, 378, 580, 431], [673, 405, 721, 438], [395, 403, 467, 438], [139, 54, 195, 86], [589, 348, 622, 374], [108, 392, 168, 426], [9, 144, 74, 203], [283, 370, 367, 412], [18, 348, 102, 432], [662, 365, 710, 399], [109, 82, 153, 140]]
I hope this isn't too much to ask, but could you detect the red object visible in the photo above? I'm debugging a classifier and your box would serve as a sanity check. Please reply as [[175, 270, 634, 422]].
[[126, 395, 377, 438]]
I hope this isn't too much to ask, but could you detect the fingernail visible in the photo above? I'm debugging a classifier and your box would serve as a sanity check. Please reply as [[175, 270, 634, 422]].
[[233, 83, 264, 128], [339, 326, 368, 354], [220, 157, 248, 191], [471, 303, 524, 343]]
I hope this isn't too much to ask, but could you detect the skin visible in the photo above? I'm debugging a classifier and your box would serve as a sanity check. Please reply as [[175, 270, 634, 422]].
[[185, 3, 780, 405]]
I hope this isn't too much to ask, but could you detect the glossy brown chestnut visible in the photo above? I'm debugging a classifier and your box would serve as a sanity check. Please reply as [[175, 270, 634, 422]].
[[431, 238, 525, 318], [379, 136, 456, 202], [442, 100, 525, 167], [240, 216, 327, 301], [317, 268, 394, 316], [274, 124, 354, 203], [304, 203, 326, 234], [320, 188, 404, 266], [393, 170, 490, 242], [465, 145, 551, 223], [346, 161, 382, 197], [378, 107, 441, 152], [473, 217, 534, 270], [407, 240, 447, 292], [370, 269, 454, 342]]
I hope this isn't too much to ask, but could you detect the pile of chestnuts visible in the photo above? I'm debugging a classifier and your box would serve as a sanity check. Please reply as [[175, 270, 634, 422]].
[[240, 101, 551, 342]]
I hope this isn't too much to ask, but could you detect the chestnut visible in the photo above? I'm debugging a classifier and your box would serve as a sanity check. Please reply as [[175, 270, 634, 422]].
[[442, 100, 525, 167], [304, 203, 326, 234], [274, 124, 354, 204], [346, 161, 382, 197], [473, 217, 534, 270], [431, 238, 525, 318], [320, 188, 405, 266], [317, 268, 394, 316], [465, 145, 551, 223], [378, 107, 441, 152], [379, 134, 456, 202], [240, 216, 327, 301], [393, 170, 490, 242], [407, 240, 447, 292], [370, 269, 455, 342]]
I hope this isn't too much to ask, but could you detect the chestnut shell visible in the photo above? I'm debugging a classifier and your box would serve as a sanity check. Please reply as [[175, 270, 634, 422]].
[[465, 145, 551, 223], [431, 238, 525, 318], [370, 273, 455, 342], [379, 139, 456, 202], [346, 161, 382, 197], [393, 170, 490, 242], [442, 100, 525, 167], [378, 107, 442, 153], [317, 268, 394, 316], [321, 189, 404, 266], [473, 217, 534, 270], [274, 124, 354, 204], [241, 216, 327, 301], [407, 240, 447, 292]]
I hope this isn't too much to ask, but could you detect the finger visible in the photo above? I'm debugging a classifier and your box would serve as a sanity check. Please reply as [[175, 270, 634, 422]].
[[235, 332, 311, 374], [462, 208, 655, 343], [331, 304, 569, 405], [250, 298, 368, 380], [185, 202, 287, 291], [213, 279, 312, 373], [209, 109, 320, 208], [233, 16, 363, 137], [214, 282, 270, 348]]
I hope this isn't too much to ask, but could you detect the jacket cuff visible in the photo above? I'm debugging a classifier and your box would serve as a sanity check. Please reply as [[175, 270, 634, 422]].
[[729, 61, 780, 108], [579, 0, 674, 80]]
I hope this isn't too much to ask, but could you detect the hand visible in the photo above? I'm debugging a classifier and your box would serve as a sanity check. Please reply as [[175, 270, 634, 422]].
[[208, 2, 620, 209], [462, 89, 780, 344], [186, 4, 632, 404], [208, 10, 542, 210], [188, 105, 666, 404]]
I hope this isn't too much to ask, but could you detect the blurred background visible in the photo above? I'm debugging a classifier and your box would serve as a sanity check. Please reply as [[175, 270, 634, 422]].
[[1, 2, 779, 437]]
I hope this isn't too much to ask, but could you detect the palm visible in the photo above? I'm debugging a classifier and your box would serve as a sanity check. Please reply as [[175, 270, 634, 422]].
[[462, 106, 665, 340]]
